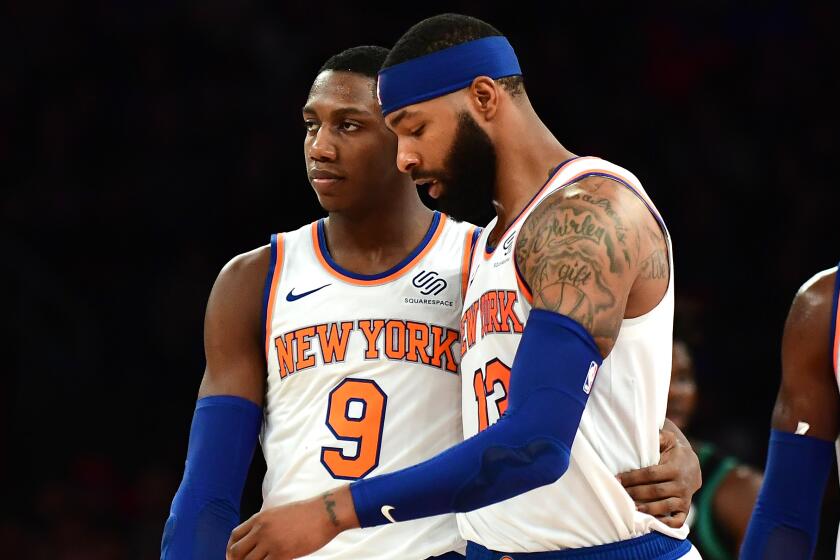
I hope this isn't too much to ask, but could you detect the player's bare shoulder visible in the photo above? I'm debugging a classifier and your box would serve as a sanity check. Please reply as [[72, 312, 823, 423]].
[[220, 245, 272, 284], [209, 245, 272, 322], [787, 267, 837, 332], [772, 266, 839, 440], [514, 175, 664, 354], [781, 266, 837, 372], [198, 245, 272, 401]]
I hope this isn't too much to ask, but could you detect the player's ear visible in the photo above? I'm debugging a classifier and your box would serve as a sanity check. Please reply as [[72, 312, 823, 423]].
[[469, 76, 499, 121]]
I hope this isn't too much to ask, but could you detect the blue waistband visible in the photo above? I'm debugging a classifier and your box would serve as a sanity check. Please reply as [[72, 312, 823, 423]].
[[429, 552, 466, 560], [466, 533, 692, 560]]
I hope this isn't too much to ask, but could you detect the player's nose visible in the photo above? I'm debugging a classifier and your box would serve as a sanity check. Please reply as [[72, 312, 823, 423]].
[[308, 128, 337, 162], [396, 148, 420, 174]]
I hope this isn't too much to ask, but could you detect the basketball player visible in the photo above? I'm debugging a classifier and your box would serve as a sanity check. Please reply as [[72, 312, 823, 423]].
[[162, 45, 475, 560], [740, 267, 838, 559], [226, 14, 699, 560]]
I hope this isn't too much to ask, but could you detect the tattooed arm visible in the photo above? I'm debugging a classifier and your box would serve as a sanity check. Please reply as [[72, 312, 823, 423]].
[[515, 175, 669, 356]]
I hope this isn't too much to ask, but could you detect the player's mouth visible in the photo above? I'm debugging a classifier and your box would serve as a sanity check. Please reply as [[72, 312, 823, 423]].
[[309, 169, 344, 187], [415, 178, 443, 199]]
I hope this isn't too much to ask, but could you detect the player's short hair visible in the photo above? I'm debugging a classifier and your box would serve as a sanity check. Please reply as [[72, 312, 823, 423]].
[[319, 46, 390, 80], [383, 14, 524, 97]]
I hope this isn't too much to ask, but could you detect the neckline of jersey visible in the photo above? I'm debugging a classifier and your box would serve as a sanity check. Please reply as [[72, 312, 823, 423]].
[[483, 156, 584, 257], [313, 211, 446, 286]]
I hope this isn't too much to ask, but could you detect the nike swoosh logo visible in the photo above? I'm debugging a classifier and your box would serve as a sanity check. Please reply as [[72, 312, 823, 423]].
[[285, 284, 331, 302], [381, 505, 397, 523]]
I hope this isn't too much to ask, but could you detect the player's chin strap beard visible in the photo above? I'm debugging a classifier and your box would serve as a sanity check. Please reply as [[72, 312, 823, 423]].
[[433, 113, 497, 225]]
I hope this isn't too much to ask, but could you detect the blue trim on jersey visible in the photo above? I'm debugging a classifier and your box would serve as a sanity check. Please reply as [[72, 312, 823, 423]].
[[469, 227, 483, 264], [484, 158, 579, 255], [261, 234, 279, 356], [317, 211, 441, 281], [465, 533, 692, 560], [429, 552, 466, 560], [471, 226, 483, 250], [578, 172, 667, 233], [830, 262, 840, 375]]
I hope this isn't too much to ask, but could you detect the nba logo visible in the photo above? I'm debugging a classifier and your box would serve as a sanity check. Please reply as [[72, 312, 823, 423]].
[[582, 361, 599, 394]]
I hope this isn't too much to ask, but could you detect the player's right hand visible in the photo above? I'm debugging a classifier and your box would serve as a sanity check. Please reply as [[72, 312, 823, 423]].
[[617, 430, 702, 528], [226, 486, 359, 560]]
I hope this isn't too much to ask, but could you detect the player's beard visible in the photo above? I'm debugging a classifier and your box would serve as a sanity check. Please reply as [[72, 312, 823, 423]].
[[422, 112, 496, 225]]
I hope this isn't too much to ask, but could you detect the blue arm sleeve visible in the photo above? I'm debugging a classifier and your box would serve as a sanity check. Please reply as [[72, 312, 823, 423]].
[[740, 429, 834, 560], [161, 395, 262, 560], [350, 310, 602, 527]]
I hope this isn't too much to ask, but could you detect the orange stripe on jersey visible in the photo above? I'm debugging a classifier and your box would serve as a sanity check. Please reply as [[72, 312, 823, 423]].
[[515, 265, 534, 304], [461, 225, 479, 300], [833, 295, 840, 375], [311, 214, 448, 286], [264, 234, 285, 359]]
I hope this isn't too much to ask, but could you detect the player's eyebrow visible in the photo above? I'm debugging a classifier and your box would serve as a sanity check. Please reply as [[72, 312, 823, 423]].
[[302, 104, 374, 118], [387, 109, 418, 129]]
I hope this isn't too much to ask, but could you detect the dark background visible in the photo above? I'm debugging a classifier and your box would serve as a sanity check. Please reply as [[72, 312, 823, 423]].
[[3, 1, 839, 558]]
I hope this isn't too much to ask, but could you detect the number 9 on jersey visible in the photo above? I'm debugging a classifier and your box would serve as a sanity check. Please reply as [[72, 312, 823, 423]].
[[320, 378, 388, 479]]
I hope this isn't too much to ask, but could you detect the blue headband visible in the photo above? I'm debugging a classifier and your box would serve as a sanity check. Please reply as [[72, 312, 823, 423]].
[[377, 36, 522, 117]]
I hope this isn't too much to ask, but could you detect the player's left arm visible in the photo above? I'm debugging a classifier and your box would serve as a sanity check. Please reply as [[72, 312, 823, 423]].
[[518, 180, 703, 527], [513, 177, 645, 354], [226, 177, 659, 559], [619, 418, 703, 528], [518, 179, 698, 525], [740, 269, 839, 559]]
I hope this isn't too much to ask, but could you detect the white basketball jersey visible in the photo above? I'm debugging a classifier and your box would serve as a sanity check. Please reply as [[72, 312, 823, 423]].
[[261, 212, 478, 559], [456, 157, 689, 552]]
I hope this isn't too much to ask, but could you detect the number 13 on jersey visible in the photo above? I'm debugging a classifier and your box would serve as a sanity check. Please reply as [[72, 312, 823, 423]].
[[473, 359, 512, 431], [320, 378, 387, 480]]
